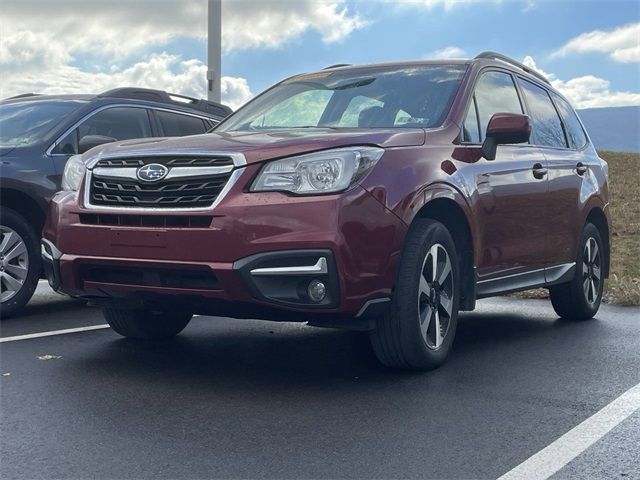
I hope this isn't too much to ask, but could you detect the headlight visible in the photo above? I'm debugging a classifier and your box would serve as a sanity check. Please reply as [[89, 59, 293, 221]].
[[251, 147, 384, 195], [61, 155, 86, 191]]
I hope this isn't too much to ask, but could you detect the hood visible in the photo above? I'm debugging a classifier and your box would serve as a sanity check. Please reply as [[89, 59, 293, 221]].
[[84, 128, 425, 166]]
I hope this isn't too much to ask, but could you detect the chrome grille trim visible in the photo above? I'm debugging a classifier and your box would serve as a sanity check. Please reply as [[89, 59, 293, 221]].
[[82, 151, 246, 213], [92, 165, 234, 179]]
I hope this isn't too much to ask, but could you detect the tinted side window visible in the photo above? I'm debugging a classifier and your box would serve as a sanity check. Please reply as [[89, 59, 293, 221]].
[[551, 93, 587, 149], [53, 107, 152, 155], [157, 110, 208, 136], [474, 71, 523, 141], [519, 79, 567, 148], [462, 95, 481, 143]]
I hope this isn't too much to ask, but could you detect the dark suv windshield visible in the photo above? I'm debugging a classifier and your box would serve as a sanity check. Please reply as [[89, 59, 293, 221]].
[[216, 64, 467, 132], [0, 99, 87, 148]]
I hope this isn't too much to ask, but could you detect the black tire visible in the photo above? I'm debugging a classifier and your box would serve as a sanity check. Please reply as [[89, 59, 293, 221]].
[[0, 207, 41, 319], [369, 219, 460, 371], [103, 307, 192, 339], [549, 222, 604, 320]]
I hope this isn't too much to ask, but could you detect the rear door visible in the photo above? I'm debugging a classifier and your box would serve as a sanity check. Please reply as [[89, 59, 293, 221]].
[[518, 79, 584, 278], [462, 70, 549, 285]]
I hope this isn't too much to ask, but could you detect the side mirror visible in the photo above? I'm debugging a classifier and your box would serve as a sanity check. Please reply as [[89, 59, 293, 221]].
[[481, 113, 531, 160], [78, 135, 117, 154]]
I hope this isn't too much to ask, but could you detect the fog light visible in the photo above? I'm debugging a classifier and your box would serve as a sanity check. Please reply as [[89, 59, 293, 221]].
[[307, 279, 327, 303]]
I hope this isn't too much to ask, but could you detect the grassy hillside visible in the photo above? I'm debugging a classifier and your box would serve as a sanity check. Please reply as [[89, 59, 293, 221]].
[[600, 151, 640, 305], [511, 151, 640, 306]]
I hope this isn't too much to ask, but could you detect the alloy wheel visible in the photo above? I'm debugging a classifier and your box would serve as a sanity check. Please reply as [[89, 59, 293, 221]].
[[0, 226, 29, 303], [582, 236, 601, 305], [418, 243, 454, 350]]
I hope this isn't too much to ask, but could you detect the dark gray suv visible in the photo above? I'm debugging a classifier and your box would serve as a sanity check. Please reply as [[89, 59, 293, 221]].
[[0, 88, 231, 317]]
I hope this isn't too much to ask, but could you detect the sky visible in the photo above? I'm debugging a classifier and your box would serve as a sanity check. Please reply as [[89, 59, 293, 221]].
[[1, 0, 639, 110]]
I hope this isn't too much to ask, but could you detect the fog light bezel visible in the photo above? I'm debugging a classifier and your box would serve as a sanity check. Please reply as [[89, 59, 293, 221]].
[[234, 249, 339, 309]]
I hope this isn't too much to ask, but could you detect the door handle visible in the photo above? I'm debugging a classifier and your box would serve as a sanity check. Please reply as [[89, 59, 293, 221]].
[[576, 162, 588, 175], [532, 163, 547, 179]]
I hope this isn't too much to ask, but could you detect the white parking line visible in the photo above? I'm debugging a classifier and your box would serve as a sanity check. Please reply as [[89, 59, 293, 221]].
[[0, 325, 110, 343], [498, 382, 640, 480]]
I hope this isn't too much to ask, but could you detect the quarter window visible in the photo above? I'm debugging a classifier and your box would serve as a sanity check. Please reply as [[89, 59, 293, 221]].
[[519, 79, 567, 148], [474, 71, 523, 141], [462, 95, 481, 143], [551, 93, 587, 149]]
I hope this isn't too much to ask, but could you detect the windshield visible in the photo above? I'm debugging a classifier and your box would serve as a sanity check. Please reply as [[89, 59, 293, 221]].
[[0, 100, 87, 148], [217, 64, 467, 133]]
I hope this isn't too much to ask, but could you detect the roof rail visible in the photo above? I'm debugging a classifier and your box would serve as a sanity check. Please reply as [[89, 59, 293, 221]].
[[6, 93, 41, 100], [98, 87, 232, 118], [323, 64, 352, 70], [474, 51, 550, 85]]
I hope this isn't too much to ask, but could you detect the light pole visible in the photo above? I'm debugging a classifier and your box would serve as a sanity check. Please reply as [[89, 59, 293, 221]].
[[207, 0, 222, 103]]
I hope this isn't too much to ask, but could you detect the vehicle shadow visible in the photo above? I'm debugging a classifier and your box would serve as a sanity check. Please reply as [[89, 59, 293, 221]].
[[68, 307, 597, 394]]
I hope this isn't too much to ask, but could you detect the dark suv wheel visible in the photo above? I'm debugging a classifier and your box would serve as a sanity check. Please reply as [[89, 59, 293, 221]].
[[549, 222, 604, 320], [0, 208, 41, 319], [369, 219, 460, 371]]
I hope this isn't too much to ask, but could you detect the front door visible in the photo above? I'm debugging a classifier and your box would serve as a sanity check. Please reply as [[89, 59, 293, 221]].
[[460, 69, 549, 284]]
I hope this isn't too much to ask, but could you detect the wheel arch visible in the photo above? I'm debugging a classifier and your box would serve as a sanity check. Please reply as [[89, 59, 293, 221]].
[[411, 188, 476, 311], [0, 188, 46, 235], [585, 206, 610, 278]]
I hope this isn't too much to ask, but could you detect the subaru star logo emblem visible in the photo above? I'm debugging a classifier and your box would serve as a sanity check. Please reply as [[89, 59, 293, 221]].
[[137, 163, 168, 182]]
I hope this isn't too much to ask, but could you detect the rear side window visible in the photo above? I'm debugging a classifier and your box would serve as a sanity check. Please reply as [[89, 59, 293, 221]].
[[551, 93, 587, 149], [52, 107, 152, 155], [519, 79, 567, 148], [156, 110, 208, 136], [473, 71, 523, 141]]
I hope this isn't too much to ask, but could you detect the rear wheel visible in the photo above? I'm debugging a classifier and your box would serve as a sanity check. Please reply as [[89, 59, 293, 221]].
[[0, 208, 41, 319], [549, 222, 604, 320], [369, 219, 460, 371], [103, 307, 192, 339]]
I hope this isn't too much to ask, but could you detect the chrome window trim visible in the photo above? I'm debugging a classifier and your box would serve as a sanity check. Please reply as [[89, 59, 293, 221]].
[[46, 103, 220, 157]]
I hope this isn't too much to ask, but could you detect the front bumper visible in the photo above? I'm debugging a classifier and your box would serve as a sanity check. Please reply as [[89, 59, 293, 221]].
[[43, 180, 406, 322]]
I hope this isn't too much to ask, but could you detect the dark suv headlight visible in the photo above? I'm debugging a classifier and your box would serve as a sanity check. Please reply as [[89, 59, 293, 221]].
[[61, 155, 86, 191]]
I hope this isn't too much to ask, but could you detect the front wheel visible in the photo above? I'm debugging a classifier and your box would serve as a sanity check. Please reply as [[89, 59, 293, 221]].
[[549, 222, 604, 320], [103, 307, 192, 339], [0, 208, 41, 319], [369, 219, 460, 371]]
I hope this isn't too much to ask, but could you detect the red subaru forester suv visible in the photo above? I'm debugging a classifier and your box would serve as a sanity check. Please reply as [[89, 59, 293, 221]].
[[43, 52, 610, 370]]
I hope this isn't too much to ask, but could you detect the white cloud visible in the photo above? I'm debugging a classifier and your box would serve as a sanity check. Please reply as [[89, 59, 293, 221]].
[[0, 1, 365, 108], [390, 0, 502, 10], [0, 0, 366, 59], [1, 52, 253, 110], [553, 23, 640, 63], [223, 1, 368, 51], [425, 46, 467, 59], [523, 56, 640, 109]]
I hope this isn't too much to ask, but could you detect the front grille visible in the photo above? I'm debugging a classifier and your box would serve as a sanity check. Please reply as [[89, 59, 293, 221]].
[[88, 155, 235, 209], [79, 213, 213, 228], [82, 265, 220, 290]]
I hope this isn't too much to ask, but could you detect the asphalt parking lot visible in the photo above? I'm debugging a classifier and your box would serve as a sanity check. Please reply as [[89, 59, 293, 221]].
[[1, 282, 639, 480]]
